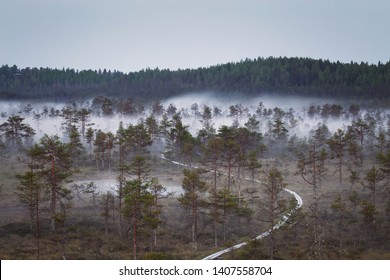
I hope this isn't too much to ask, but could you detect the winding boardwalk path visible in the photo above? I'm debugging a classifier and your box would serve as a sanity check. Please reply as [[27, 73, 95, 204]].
[[160, 154, 303, 260]]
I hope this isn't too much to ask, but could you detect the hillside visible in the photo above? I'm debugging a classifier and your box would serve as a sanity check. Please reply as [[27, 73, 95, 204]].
[[1, 57, 390, 102]]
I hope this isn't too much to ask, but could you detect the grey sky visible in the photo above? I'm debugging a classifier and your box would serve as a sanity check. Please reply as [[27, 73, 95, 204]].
[[1, 0, 389, 72]]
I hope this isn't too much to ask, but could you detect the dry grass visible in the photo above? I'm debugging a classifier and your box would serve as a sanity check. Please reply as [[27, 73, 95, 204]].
[[0, 151, 389, 259]]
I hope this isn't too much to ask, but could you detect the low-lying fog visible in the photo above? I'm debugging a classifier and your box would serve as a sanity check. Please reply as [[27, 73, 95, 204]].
[[161, 92, 338, 112], [2, 92, 389, 194], [70, 179, 184, 197], [1, 92, 387, 142]]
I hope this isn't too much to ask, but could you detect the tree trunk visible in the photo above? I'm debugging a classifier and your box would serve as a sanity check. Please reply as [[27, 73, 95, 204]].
[[36, 198, 40, 259], [50, 157, 56, 234], [338, 158, 342, 186], [192, 200, 197, 250], [133, 211, 137, 260], [227, 157, 232, 191]]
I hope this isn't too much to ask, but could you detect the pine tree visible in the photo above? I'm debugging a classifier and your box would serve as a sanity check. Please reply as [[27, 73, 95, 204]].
[[0, 139, 5, 156], [127, 122, 153, 155], [159, 113, 172, 139], [105, 132, 115, 175], [375, 131, 386, 154], [361, 166, 384, 210], [130, 155, 151, 182], [331, 193, 348, 252], [101, 191, 115, 238], [145, 114, 160, 142], [246, 151, 262, 186], [351, 118, 370, 163], [360, 200, 377, 240], [116, 122, 127, 237], [94, 130, 107, 171], [152, 100, 164, 116], [216, 189, 238, 244], [297, 132, 327, 259], [77, 108, 92, 139], [16, 145, 48, 259], [148, 177, 167, 248], [68, 125, 84, 168], [205, 136, 223, 190], [207, 188, 233, 248], [218, 126, 239, 191], [271, 118, 288, 141], [167, 114, 191, 160], [200, 105, 215, 135], [123, 179, 154, 260], [0, 115, 35, 146], [327, 129, 347, 186], [85, 126, 95, 155], [37, 134, 73, 234], [178, 169, 208, 250], [60, 106, 78, 133], [84, 182, 100, 220], [260, 167, 287, 259]]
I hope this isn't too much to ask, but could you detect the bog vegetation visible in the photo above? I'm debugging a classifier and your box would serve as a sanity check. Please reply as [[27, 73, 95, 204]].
[[0, 59, 390, 260]]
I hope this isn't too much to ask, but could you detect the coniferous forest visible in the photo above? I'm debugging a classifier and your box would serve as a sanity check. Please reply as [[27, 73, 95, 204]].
[[1, 57, 390, 103], [0, 57, 389, 260]]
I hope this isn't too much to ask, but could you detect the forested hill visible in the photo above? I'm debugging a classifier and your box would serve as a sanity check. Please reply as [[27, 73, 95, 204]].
[[1, 57, 390, 102]]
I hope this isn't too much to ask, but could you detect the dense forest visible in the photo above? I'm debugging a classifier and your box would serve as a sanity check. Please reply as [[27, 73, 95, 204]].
[[1, 57, 390, 102]]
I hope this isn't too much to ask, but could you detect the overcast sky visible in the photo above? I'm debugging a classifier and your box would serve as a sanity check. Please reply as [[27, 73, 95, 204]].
[[1, 0, 389, 72]]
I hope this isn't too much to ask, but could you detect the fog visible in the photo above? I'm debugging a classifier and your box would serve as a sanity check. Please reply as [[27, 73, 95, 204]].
[[1, 93, 388, 143], [162, 92, 387, 137], [1, 93, 389, 196], [162, 92, 338, 111], [70, 179, 184, 197]]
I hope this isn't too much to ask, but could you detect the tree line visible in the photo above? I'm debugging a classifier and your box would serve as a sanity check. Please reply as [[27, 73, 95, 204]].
[[1, 57, 390, 102]]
